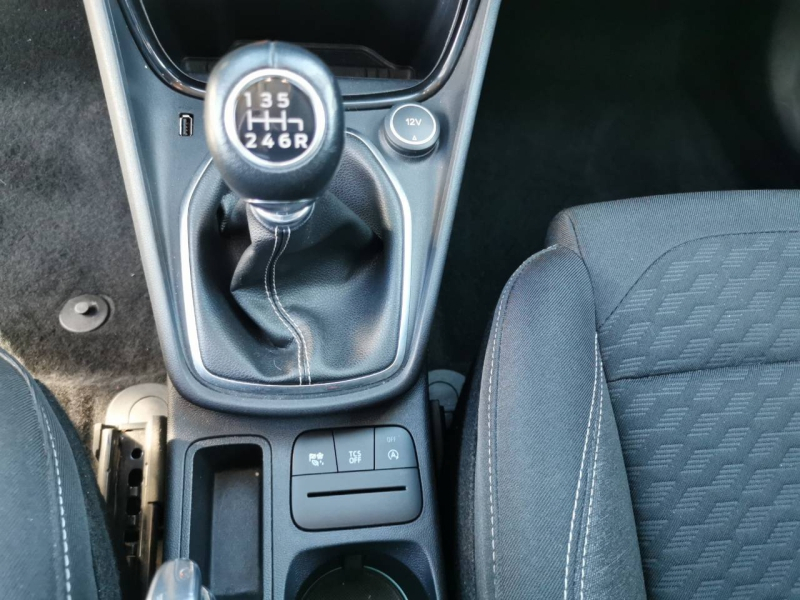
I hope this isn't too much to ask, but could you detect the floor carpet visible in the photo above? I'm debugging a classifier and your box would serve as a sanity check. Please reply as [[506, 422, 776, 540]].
[[0, 0, 165, 446]]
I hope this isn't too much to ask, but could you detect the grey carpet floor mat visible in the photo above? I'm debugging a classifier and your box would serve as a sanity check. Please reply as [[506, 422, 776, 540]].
[[0, 0, 165, 445]]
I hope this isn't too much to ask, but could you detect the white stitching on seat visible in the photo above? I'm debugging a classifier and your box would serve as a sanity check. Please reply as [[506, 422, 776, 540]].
[[265, 227, 304, 385], [564, 334, 600, 600], [580, 368, 604, 600], [0, 352, 72, 599], [487, 245, 558, 598], [42, 410, 73, 600], [273, 227, 312, 384], [487, 302, 501, 586]]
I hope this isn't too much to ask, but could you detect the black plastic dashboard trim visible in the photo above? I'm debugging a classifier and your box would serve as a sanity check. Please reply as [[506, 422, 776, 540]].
[[115, 0, 480, 109]]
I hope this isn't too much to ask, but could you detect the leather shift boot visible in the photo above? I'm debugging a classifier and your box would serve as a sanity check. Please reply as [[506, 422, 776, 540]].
[[186, 136, 406, 387]]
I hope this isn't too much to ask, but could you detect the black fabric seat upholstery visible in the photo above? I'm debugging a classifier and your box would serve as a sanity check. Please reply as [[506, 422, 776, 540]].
[[456, 191, 800, 599], [0, 349, 119, 600]]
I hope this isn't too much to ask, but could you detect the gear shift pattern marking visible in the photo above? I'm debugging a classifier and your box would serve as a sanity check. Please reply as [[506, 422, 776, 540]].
[[229, 73, 321, 167]]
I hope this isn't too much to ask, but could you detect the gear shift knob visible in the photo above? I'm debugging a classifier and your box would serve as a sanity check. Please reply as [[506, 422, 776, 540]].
[[205, 42, 344, 225]]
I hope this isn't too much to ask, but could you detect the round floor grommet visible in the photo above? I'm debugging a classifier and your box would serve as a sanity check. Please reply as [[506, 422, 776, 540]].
[[58, 294, 111, 333]]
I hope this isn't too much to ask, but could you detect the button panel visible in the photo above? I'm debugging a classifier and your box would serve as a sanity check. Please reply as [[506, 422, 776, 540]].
[[291, 426, 421, 530], [292, 426, 417, 475]]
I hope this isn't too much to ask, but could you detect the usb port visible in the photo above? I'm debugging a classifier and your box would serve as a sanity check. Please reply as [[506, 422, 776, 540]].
[[178, 113, 194, 137]]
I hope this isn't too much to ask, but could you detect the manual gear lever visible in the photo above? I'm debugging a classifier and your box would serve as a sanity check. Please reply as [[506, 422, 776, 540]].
[[205, 42, 344, 227], [190, 41, 405, 387]]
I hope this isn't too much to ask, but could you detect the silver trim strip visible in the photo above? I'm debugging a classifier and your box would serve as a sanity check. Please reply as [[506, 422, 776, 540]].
[[249, 200, 315, 227], [180, 130, 412, 393]]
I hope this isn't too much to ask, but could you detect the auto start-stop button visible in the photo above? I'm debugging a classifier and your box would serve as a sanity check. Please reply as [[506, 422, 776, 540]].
[[384, 103, 439, 155]]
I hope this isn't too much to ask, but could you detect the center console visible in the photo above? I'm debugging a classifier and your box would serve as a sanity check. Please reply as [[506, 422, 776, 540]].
[[82, 0, 502, 595]]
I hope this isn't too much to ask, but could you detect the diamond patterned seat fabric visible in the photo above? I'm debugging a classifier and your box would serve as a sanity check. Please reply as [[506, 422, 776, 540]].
[[551, 192, 800, 598]]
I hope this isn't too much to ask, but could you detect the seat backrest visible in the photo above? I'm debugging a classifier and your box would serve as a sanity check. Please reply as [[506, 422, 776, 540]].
[[550, 192, 800, 598]]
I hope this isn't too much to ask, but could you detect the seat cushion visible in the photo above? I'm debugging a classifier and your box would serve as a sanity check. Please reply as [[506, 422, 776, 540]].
[[458, 191, 800, 600]]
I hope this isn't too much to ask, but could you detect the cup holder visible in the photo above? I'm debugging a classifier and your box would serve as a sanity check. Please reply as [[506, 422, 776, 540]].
[[302, 563, 407, 600], [287, 544, 433, 600]]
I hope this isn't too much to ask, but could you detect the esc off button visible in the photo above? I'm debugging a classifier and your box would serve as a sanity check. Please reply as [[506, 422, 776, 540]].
[[384, 103, 439, 155], [375, 426, 418, 469]]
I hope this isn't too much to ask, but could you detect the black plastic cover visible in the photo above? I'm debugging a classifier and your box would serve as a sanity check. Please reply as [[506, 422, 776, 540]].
[[292, 468, 422, 531]]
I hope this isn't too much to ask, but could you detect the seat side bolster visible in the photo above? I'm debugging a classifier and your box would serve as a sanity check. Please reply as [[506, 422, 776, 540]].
[[472, 246, 645, 600], [0, 349, 105, 600]]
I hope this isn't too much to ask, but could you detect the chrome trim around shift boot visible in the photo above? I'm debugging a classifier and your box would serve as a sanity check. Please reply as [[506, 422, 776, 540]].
[[248, 199, 315, 228]]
